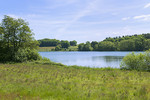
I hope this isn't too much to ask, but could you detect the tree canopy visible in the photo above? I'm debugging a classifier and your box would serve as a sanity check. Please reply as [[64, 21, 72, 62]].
[[78, 33, 150, 51], [0, 15, 41, 62]]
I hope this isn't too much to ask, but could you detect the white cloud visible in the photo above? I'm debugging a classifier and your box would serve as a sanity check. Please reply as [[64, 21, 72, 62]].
[[122, 17, 130, 21], [133, 14, 150, 21], [144, 3, 150, 8]]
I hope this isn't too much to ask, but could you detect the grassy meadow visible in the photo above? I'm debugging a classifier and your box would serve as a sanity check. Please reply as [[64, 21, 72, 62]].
[[38, 46, 78, 52], [38, 47, 56, 52], [0, 61, 150, 100]]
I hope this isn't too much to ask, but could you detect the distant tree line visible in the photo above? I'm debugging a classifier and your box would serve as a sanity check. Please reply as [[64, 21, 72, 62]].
[[38, 34, 150, 51], [38, 39, 77, 51], [78, 33, 150, 51]]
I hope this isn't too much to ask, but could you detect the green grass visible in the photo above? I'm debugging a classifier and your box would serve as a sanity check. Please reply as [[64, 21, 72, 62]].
[[38, 47, 55, 52], [38, 46, 78, 52], [68, 46, 78, 51], [0, 62, 150, 100]]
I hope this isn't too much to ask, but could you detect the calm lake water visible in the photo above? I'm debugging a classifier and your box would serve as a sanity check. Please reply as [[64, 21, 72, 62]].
[[39, 51, 142, 68]]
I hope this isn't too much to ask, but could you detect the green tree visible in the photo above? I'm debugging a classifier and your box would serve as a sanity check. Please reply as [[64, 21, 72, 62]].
[[0, 15, 40, 62], [82, 42, 93, 51], [98, 41, 116, 51], [61, 40, 70, 48], [144, 39, 150, 50], [133, 36, 145, 51], [78, 42, 93, 51], [91, 41, 98, 50], [70, 40, 77, 46], [38, 38, 60, 47], [119, 39, 135, 51], [55, 45, 62, 51], [78, 43, 84, 51]]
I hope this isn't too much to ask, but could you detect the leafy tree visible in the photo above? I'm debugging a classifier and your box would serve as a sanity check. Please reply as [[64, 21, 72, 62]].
[[55, 45, 62, 51], [119, 39, 135, 51], [0, 15, 40, 62], [60, 40, 70, 48], [98, 41, 116, 51], [70, 40, 77, 46], [143, 33, 150, 39], [133, 36, 145, 51], [144, 39, 150, 50], [91, 41, 98, 50], [38, 38, 60, 47], [83, 42, 93, 51], [78, 43, 84, 51]]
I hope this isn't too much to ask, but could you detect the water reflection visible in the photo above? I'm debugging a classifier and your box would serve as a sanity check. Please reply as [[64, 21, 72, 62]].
[[39, 52, 142, 68], [92, 56, 124, 62]]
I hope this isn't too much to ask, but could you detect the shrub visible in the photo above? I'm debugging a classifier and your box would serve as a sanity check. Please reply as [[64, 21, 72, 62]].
[[55, 45, 62, 51], [14, 48, 41, 62], [120, 50, 150, 71]]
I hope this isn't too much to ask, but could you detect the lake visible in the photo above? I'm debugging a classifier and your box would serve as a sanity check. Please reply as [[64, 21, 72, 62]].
[[39, 51, 142, 68]]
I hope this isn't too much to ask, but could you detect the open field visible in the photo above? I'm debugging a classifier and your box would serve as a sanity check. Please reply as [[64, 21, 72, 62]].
[[38, 47, 56, 52], [38, 46, 78, 52], [68, 46, 78, 51], [0, 62, 150, 100]]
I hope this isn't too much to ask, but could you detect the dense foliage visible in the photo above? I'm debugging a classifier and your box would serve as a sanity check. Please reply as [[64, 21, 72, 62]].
[[121, 50, 150, 71], [38, 38, 60, 47], [70, 40, 77, 46], [78, 33, 150, 51], [0, 15, 41, 62]]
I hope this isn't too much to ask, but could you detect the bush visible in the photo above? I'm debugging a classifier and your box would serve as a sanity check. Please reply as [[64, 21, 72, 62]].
[[14, 48, 41, 62], [55, 45, 62, 51], [120, 50, 150, 71], [14, 48, 28, 62]]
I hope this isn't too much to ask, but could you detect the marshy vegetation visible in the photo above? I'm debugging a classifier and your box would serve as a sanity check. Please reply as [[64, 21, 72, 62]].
[[0, 61, 150, 100]]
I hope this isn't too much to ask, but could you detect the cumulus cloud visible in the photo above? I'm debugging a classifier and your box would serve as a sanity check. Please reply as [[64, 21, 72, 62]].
[[133, 14, 150, 21], [144, 3, 150, 8]]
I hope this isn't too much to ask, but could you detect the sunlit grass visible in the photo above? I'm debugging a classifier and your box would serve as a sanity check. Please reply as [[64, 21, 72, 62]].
[[68, 46, 78, 51], [38, 47, 55, 52], [38, 46, 78, 52], [0, 62, 150, 99]]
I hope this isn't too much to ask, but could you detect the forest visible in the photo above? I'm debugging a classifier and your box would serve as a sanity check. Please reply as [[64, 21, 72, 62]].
[[38, 33, 150, 51]]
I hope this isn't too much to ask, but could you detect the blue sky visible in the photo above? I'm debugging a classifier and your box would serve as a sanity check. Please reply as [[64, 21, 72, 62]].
[[1, 0, 150, 43]]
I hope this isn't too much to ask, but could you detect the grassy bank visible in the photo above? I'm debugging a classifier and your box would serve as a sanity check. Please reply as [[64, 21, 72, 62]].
[[38, 47, 56, 52], [0, 62, 150, 100], [38, 46, 78, 52]]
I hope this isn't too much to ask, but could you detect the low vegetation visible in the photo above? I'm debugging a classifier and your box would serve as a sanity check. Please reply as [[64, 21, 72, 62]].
[[121, 50, 150, 71], [0, 61, 150, 100], [38, 47, 56, 52]]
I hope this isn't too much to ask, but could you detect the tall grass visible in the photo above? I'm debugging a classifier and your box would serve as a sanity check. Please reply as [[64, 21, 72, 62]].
[[38, 47, 55, 52], [0, 62, 150, 99], [38, 46, 78, 52]]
